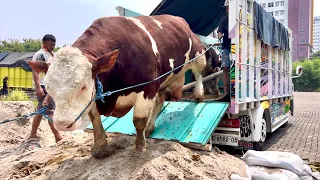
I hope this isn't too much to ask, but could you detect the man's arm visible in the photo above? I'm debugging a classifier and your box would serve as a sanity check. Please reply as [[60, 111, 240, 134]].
[[217, 17, 225, 39], [32, 70, 41, 89], [32, 53, 45, 97]]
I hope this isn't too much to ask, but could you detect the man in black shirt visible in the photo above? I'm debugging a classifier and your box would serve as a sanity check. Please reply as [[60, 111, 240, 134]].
[[0, 76, 8, 96], [218, 0, 231, 96]]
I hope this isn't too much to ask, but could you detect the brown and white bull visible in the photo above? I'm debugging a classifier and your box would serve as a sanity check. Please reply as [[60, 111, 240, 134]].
[[203, 47, 221, 96], [28, 15, 207, 158]]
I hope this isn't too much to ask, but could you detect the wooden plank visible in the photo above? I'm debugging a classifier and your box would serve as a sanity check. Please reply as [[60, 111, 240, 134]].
[[268, 46, 273, 98], [234, 0, 240, 114], [248, 0, 255, 109], [275, 49, 279, 97], [241, 0, 248, 106], [256, 40, 262, 101], [280, 48, 284, 96], [181, 142, 212, 152]]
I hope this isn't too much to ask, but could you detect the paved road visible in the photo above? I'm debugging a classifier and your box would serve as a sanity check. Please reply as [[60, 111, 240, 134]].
[[264, 92, 320, 163]]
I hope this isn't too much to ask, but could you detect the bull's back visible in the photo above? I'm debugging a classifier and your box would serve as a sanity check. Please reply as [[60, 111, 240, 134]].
[[74, 15, 201, 78]]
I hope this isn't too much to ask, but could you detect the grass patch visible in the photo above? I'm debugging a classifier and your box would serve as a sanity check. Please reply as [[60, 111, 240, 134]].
[[1, 89, 30, 101]]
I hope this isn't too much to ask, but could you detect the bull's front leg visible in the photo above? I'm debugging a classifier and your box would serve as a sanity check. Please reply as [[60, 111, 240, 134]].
[[88, 104, 109, 159], [133, 93, 155, 151], [191, 50, 207, 102]]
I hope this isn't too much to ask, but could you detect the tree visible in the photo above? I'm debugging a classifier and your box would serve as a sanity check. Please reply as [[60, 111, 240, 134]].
[[0, 38, 65, 53], [310, 51, 320, 60], [292, 58, 320, 92]]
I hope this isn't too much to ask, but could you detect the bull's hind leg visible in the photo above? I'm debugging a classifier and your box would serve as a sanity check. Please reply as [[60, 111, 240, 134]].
[[133, 92, 155, 151], [191, 50, 207, 102], [88, 104, 109, 159]]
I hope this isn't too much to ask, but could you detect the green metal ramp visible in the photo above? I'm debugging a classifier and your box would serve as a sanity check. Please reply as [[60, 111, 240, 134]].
[[86, 101, 229, 145]]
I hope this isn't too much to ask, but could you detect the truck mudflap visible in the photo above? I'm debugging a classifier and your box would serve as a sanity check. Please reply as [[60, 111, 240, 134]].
[[86, 101, 229, 146]]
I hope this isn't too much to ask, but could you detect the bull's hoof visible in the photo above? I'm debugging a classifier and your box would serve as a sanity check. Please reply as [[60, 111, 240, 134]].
[[195, 97, 204, 102], [133, 145, 147, 152], [133, 141, 147, 152], [91, 143, 113, 159]]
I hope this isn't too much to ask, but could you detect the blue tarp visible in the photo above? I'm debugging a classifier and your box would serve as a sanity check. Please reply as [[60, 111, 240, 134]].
[[150, 0, 226, 36], [254, 2, 290, 51], [151, 0, 290, 51]]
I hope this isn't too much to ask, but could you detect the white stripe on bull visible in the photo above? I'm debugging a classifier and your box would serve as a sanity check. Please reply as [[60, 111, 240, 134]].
[[151, 17, 163, 29], [126, 17, 159, 57]]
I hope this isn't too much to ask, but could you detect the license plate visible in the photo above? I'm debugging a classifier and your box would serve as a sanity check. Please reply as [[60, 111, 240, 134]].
[[212, 135, 239, 146]]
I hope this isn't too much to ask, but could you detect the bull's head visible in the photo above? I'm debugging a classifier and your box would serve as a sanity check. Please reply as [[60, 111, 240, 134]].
[[27, 47, 118, 131]]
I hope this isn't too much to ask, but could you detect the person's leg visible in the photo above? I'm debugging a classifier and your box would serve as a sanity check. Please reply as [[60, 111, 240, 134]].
[[45, 93, 63, 142], [221, 49, 231, 95], [47, 116, 63, 142], [29, 96, 44, 139]]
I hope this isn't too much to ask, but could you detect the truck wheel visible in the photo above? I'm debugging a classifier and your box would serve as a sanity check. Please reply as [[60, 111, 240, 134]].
[[253, 118, 267, 151]]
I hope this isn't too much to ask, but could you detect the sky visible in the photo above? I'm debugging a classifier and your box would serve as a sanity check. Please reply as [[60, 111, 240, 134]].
[[0, 0, 161, 46], [0, 0, 319, 47]]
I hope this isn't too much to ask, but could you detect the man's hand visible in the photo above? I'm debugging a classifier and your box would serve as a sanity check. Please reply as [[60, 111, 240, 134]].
[[43, 95, 50, 107], [42, 95, 54, 113], [35, 86, 45, 97], [218, 32, 223, 40]]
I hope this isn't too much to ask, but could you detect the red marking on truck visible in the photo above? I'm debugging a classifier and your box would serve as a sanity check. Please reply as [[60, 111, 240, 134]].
[[218, 119, 240, 128]]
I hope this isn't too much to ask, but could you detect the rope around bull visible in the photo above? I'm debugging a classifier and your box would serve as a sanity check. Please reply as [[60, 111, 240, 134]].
[[0, 38, 222, 126], [72, 38, 223, 124], [0, 106, 53, 125]]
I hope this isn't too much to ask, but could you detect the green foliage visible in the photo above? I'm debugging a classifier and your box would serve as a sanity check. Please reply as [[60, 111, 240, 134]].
[[2, 89, 30, 101], [292, 58, 320, 92], [310, 51, 320, 60], [0, 38, 65, 53]]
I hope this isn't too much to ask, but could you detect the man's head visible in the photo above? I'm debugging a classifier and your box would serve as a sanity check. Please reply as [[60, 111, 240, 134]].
[[42, 34, 56, 52], [27, 46, 119, 131], [223, 0, 229, 12]]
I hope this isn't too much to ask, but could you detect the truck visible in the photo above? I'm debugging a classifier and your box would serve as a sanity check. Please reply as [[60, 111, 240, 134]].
[[86, 0, 303, 151]]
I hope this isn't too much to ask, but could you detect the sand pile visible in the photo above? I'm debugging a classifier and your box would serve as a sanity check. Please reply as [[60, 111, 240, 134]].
[[0, 101, 249, 180]]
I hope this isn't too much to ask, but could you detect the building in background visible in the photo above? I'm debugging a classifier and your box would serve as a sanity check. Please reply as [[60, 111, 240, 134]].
[[288, 0, 314, 60], [313, 16, 320, 53], [256, 0, 314, 61]]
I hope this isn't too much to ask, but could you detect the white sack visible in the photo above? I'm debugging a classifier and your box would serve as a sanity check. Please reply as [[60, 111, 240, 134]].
[[242, 150, 309, 176], [249, 166, 299, 180]]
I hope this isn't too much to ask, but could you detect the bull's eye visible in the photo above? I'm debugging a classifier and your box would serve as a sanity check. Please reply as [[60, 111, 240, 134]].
[[81, 86, 86, 91]]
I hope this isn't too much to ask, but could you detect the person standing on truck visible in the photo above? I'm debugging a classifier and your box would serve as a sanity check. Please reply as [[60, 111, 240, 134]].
[[28, 34, 63, 143], [218, 0, 231, 97]]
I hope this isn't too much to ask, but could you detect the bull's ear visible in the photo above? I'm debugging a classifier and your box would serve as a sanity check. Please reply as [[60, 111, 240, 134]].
[[92, 49, 119, 74], [27, 61, 50, 73]]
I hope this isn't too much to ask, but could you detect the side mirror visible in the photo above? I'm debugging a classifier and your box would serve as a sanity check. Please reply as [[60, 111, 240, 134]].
[[292, 66, 303, 79], [296, 66, 303, 76]]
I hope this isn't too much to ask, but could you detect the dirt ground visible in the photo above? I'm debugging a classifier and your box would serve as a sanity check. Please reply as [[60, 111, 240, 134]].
[[0, 101, 249, 180]]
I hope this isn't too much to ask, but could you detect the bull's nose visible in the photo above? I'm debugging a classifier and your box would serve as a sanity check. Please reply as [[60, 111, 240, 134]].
[[54, 123, 77, 131]]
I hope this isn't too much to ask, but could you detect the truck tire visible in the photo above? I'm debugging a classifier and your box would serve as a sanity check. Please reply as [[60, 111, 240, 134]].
[[290, 99, 294, 116], [253, 118, 267, 151]]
